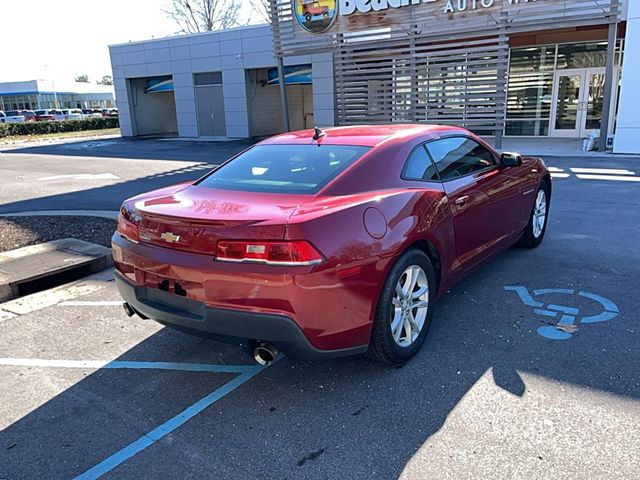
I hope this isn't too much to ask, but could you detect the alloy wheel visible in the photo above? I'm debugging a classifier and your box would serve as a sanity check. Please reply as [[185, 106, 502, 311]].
[[390, 265, 430, 347], [532, 189, 547, 238]]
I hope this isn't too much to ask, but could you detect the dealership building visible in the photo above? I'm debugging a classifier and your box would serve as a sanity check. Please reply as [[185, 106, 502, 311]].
[[109, 0, 640, 154], [0, 80, 115, 111]]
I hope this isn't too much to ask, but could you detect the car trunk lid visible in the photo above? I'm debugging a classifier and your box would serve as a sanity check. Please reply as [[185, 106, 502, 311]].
[[132, 185, 308, 254]]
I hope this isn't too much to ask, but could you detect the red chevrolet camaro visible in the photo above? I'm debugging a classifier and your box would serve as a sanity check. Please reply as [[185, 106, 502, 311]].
[[113, 125, 551, 364]]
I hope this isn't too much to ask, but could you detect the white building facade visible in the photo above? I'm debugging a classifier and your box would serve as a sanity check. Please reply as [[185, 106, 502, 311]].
[[109, 25, 333, 139], [0, 80, 114, 110]]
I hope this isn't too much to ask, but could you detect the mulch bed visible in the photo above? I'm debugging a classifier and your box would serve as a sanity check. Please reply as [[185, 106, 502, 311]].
[[0, 216, 116, 253]]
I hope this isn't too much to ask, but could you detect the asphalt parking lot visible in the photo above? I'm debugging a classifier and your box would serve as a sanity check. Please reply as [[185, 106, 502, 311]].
[[0, 138, 639, 479]]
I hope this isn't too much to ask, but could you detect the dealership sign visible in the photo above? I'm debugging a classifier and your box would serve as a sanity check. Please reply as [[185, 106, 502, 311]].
[[340, 0, 504, 15], [339, 0, 537, 15], [294, 0, 337, 33], [294, 0, 541, 31]]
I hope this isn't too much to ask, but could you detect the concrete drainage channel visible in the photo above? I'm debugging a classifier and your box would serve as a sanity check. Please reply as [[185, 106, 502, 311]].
[[0, 238, 113, 316], [0, 210, 118, 313]]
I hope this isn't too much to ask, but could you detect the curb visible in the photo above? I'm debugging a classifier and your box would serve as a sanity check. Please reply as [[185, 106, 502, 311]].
[[0, 238, 113, 303], [0, 210, 119, 220]]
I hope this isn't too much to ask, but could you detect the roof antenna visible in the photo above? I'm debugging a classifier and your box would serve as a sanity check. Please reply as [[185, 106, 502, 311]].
[[312, 127, 326, 141]]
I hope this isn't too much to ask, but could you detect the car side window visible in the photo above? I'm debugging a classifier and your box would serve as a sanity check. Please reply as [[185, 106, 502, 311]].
[[425, 137, 496, 181], [403, 145, 439, 181]]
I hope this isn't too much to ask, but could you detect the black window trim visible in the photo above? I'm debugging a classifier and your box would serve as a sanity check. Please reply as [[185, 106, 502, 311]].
[[400, 142, 442, 183], [401, 135, 498, 184]]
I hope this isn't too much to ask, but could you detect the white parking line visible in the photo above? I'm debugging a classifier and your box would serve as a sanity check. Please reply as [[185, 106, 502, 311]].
[[0, 269, 114, 316], [58, 301, 122, 306], [570, 168, 636, 175], [576, 174, 640, 182], [38, 173, 119, 181], [0, 357, 259, 374], [0, 309, 17, 322]]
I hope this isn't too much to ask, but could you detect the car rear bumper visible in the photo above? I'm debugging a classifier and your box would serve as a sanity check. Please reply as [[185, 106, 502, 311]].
[[116, 273, 367, 360]]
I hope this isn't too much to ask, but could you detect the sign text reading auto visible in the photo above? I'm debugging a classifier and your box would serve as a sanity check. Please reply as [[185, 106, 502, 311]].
[[338, 0, 539, 15]]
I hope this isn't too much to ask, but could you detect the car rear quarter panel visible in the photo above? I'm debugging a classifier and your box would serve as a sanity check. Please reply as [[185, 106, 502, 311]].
[[285, 186, 456, 347]]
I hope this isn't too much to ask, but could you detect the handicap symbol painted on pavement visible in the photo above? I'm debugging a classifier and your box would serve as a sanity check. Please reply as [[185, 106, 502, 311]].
[[504, 286, 619, 340]]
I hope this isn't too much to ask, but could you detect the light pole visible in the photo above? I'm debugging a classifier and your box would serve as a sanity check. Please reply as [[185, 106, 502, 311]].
[[44, 64, 59, 108]]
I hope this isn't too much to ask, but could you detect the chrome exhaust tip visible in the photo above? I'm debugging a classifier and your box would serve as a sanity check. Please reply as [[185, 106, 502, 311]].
[[253, 342, 279, 365], [123, 302, 136, 317]]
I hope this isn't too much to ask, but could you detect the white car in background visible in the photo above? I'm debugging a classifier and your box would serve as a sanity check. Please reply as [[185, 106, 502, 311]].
[[0, 111, 26, 123], [61, 109, 84, 120], [82, 108, 103, 118], [46, 109, 67, 121]]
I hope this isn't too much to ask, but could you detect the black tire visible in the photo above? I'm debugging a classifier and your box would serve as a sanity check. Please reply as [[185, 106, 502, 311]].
[[519, 180, 550, 248], [366, 249, 436, 364], [304, 13, 312, 22]]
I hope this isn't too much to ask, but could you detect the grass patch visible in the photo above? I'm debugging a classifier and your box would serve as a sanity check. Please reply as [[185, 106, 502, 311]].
[[0, 128, 120, 144]]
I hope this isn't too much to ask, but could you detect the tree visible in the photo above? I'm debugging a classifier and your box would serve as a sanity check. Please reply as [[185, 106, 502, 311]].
[[74, 74, 90, 83], [249, 0, 270, 24], [97, 75, 113, 86], [163, 0, 241, 34]]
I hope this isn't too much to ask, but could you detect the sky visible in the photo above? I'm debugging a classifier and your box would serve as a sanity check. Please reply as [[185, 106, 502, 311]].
[[0, 0, 262, 84]]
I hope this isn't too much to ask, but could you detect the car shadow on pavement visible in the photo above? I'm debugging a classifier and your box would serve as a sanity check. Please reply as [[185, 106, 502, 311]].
[[0, 139, 255, 215], [0, 243, 637, 479]]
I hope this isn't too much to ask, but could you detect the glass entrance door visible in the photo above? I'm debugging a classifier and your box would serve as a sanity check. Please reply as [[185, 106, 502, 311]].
[[583, 70, 605, 136], [550, 68, 606, 138]]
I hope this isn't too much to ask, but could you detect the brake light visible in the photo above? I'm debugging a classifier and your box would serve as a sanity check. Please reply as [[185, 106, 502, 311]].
[[216, 241, 324, 265], [117, 208, 140, 243]]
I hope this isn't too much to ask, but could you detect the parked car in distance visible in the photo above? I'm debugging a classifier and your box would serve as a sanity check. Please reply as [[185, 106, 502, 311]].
[[5, 110, 34, 122], [113, 124, 552, 365], [34, 109, 56, 121], [82, 108, 103, 118], [101, 108, 118, 117], [47, 109, 66, 121], [61, 109, 83, 120], [0, 110, 26, 123], [19, 110, 37, 122]]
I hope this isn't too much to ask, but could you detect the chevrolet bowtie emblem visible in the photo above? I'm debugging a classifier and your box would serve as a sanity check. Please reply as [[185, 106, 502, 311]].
[[160, 232, 181, 243]]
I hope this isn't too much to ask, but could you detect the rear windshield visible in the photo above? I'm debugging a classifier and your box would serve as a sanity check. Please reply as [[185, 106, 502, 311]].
[[197, 144, 370, 194]]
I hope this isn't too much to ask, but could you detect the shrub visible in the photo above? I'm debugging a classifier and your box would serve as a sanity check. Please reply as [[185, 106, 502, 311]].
[[0, 117, 119, 138]]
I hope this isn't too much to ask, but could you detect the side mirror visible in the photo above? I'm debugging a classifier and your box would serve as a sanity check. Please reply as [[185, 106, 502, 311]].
[[501, 152, 522, 167]]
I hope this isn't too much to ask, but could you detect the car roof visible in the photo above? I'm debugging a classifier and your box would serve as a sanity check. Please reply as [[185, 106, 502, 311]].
[[258, 124, 469, 147]]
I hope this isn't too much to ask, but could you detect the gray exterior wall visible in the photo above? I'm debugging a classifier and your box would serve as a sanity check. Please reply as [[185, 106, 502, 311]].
[[109, 25, 335, 139]]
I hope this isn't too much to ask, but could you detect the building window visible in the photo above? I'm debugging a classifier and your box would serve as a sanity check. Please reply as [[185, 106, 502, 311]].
[[506, 46, 555, 136], [194, 72, 223, 86], [557, 42, 607, 69]]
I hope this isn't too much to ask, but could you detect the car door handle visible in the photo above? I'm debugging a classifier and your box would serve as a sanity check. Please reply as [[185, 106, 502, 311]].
[[454, 196, 469, 206]]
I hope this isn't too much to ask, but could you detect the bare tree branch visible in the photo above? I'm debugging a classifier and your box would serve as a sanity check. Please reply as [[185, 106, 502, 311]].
[[162, 0, 240, 34], [248, 0, 270, 24]]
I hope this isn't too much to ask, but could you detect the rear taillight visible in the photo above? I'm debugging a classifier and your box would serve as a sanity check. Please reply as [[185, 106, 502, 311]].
[[117, 207, 140, 243], [216, 240, 324, 266]]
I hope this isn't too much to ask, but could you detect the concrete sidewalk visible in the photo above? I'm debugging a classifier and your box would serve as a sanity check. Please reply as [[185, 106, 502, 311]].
[[484, 137, 637, 158]]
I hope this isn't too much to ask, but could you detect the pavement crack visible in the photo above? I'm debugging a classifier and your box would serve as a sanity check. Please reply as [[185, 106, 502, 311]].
[[297, 447, 327, 467]]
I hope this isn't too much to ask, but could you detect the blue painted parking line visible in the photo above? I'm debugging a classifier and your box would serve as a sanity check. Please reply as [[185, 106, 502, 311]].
[[0, 357, 270, 479], [0, 357, 258, 374], [74, 367, 264, 480]]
